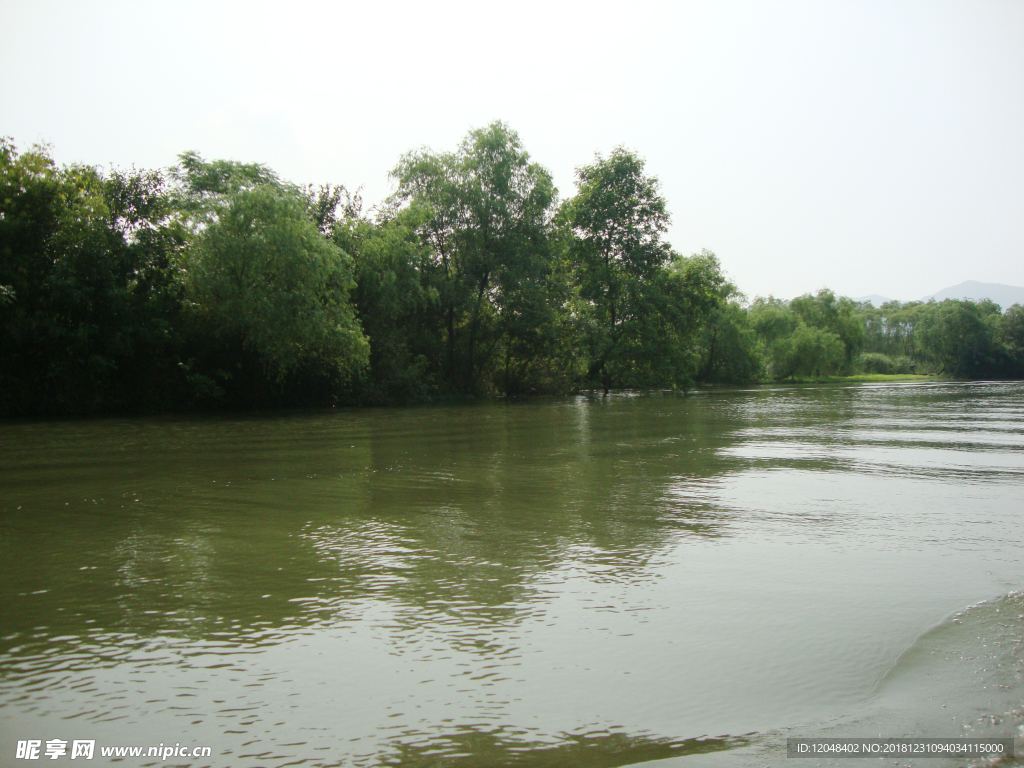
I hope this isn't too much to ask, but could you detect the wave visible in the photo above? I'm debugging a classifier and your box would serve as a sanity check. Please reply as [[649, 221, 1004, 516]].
[[652, 593, 1024, 768]]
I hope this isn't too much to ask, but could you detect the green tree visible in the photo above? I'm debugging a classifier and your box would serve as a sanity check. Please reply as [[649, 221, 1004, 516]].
[[334, 201, 442, 402], [919, 299, 1003, 378], [749, 296, 798, 347], [790, 288, 864, 369], [698, 297, 763, 384], [390, 121, 560, 394], [170, 150, 280, 221], [998, 304, 1024, 378], [769, 322, 845, 379], [181, 181, 368, 403], [749, 297, 847, 380], [748, 297, 794, 379], [857, 300, 931, 366], [0, 140, 185, 414], [561, 149, 719, 391]]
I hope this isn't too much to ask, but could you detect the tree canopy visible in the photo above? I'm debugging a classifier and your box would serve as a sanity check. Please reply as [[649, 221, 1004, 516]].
[[389, 122, 560, 394], [560, 148, 723, 391], [2, 129, 1020, 416]]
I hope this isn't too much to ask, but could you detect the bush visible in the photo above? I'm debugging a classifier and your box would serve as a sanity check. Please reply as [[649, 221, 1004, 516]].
[[858, 352, 915, 375]]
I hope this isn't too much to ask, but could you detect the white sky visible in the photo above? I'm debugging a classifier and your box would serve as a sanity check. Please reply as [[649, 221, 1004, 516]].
[[2, 0, 1022, 301]]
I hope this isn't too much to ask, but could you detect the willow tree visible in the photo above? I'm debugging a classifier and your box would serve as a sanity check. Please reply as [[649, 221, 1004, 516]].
[[918, 299, 1003, 379], [790, 288, 864, 369], [175, 154, 368, 404], [389, 122, 561, 394], [561, 148, 722, 391]]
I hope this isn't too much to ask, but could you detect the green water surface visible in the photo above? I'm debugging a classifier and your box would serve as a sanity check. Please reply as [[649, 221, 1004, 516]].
[[2, 383, 1023, 767]]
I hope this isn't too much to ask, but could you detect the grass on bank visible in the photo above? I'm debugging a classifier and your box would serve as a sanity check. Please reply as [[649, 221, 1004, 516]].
[[787, 373, 947, 384]]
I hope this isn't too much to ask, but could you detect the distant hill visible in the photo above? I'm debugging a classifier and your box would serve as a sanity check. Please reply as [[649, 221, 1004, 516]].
[[849, 282, 1023, 309], [920, 281, 1024, 309]]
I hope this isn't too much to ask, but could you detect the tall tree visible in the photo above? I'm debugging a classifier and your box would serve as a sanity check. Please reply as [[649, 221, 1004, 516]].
[[561, 148, 720, 391], [998, 304, 1024, 378], [697, 287, 763, 385], [173, 154, 368, 404], [0, 140, 185, 414], [390, 122, 559, 393], [918, 299, 1003, 379], [334, 201, 442, 403]]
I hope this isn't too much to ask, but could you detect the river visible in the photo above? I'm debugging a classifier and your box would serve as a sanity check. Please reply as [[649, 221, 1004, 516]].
[[1, 382, 1022, 767]]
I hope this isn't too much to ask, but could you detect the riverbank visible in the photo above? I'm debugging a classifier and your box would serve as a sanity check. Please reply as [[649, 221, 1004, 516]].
[[827, 373, 947, 383]]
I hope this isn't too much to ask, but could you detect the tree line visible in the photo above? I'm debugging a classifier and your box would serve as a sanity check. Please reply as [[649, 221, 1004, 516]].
[[2, 124, 1022, 415], [701, 289, 1024, 383]]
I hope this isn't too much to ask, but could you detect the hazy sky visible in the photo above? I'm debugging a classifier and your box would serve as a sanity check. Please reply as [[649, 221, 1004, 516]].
[[3, 0, 1022, 301]]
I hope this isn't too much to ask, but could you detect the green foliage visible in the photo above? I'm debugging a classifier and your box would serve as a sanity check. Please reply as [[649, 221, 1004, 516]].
[[561, 149, 721, 391], [857, 352, 916, 375], [5, 131, 1018, 415], [390, 121, 563, 395], [302, 183, 361, 236], [853, 298, 1024, 379], [999, 304, 1024, 376], [748, 296, 848, 380], [336, 204, 441, 402], [749, 297, 799, 347], [182, 184, 369, 399], [769, 322, 845, 379], [171, 151, 279, 204], [0, 139, 186, 414], [790, 288, 864, 369], [698, 299, 764, 384], [918, 299, 1005, 379], [858, 300, 929, 365]]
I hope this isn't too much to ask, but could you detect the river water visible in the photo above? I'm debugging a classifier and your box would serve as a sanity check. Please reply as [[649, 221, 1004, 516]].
[[1, 382, 1022, 767]]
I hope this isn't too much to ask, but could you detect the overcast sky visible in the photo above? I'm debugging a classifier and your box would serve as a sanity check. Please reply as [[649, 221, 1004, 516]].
[[3, 0, 1022, 301]]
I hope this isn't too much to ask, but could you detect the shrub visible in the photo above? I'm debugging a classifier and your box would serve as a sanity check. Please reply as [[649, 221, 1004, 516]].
[[858, 352, 915, 375]]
